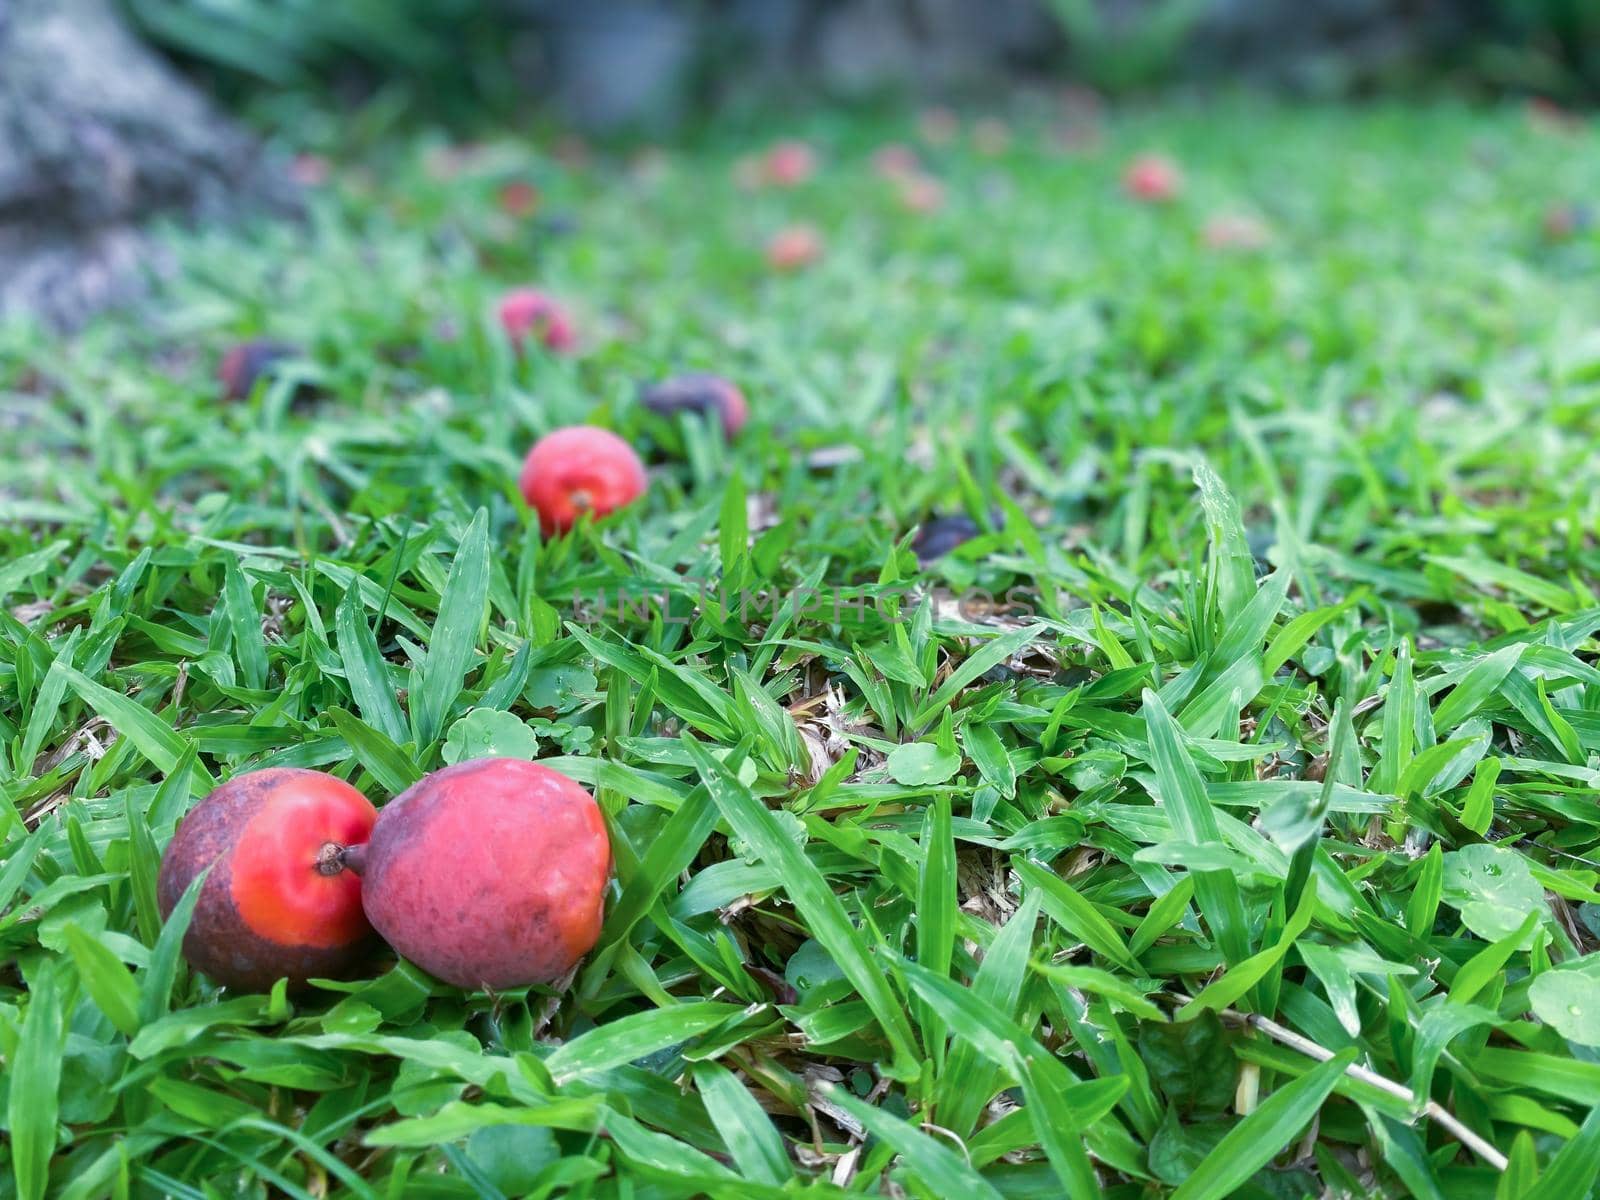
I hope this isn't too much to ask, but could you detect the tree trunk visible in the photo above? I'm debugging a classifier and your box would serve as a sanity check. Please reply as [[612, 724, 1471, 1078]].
[[0, 0, 293, 328]]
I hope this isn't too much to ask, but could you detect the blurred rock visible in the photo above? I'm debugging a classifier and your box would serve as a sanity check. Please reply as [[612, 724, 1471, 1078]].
[[529, 1, 697, 131], [0, 0, 293, 328]]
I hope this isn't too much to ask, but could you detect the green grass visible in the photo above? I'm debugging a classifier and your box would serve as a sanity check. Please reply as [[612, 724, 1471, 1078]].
[[4, 96, 1600, 1199]]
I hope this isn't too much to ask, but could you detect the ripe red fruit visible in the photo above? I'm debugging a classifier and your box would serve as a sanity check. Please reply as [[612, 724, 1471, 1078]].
[[498, 180, 540, 218], [639, 373, 749, 437], [156, 769, 376, 991], [766, 224, 823, 272], [219, 339, 302, 402], [290, 153, 331, 187], [497, 288, 577, 354], [356, 759, 611, 991], [1202, 212, 1271, 251], [897, 174, 945, 214], [762, 139, 816, 187], [872, 143, 920, 179], [519, 425, 647, 535], [1123, 154, 1182, 203]]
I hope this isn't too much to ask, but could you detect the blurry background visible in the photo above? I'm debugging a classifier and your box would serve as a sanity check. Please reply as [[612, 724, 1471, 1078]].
[[2, 0, 1594, 327], [120, 0, 1600, 129]]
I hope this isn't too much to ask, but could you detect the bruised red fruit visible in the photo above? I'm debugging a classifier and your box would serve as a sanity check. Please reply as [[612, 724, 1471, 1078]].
[[497, 288, 577, 353], [356, 759, 611, 991], [1123, 153, 1182, 203], [519, 425, 647, 535], [219, 339, 303, 401], [156, 769, 376, 991], [639, 373, 749, 437]]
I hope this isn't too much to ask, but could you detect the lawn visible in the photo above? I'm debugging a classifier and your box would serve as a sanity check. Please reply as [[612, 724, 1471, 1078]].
[[4, 97, 1600, 1199]]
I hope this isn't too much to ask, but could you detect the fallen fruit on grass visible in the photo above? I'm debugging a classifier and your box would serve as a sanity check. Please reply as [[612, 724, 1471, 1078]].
[[766, 224, 823, 271], [498, 288, 576, 353], [498, 180, 540, 218], [897, 174, 945, 214], [219, 339, 302, 401], [290, 153, 331, 187], [1203, 212, 1271, 251], [872, 142, 920, 179], [354, 758, 611, 990], [157, 769, 377, 991], [1124, 153, 1182, 202], [914, 513, 982, 563], [519, 425, 648, 535], [639, 373, 749, 436], [973, 117, 1011, 156], [1543, 202, 1594, 241], [762, 139, 816, 187]]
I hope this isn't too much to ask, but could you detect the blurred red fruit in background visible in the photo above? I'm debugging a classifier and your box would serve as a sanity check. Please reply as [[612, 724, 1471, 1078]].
[[498, 288, 576, 353], [766, 224, 824, 271], [1124, 153, 1182, 202]]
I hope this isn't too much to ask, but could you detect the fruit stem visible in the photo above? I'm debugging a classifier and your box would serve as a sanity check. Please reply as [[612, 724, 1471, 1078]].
[[315, 841, 368, 876], [338, 842, 368, 876]]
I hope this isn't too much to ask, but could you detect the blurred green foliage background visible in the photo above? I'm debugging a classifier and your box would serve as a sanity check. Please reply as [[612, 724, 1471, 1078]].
[[118, 0, 1600, 131]]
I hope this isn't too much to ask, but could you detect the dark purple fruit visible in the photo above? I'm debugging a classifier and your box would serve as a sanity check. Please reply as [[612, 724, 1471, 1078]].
[[219, 340, 308, 402], [639, 374, 749, 437], [913, 513, 983, 563]]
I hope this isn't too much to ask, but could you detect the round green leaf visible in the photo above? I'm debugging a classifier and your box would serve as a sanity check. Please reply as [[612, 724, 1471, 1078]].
[[441, 708, 540, 765], [1442, 844, 1545, 943], [886, 742, 961, 786], [1530, 971, 1600, 1046]]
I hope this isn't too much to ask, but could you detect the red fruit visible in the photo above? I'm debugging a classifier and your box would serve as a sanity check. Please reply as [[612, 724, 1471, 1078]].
[[498, 288, 577, 354], [290, 153, 330, 187], [762, 140, 816, 187], [766, 224, 823, 272], [498, 180, 540, 218], [519, 425, 647, 535], [156, 769, 376, 991], [356, 759, 611, 991], [872, 143, 920, 180], [1124, 154, 1182, 202], [972, 118, 1011, 156], [897, 174, 945, 214], [639, 373, 749, 437], [919, 106, 959, 146], [1202, 212, 1271, 251], [219, 339, 302, 401]]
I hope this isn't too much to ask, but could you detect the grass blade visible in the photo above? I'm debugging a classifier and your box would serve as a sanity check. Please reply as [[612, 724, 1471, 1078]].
[[1170, 1050, 1356, 1200], [1142, 689, 1250, 964], [410, 508, 490, 746], [685, 736, 920, 1078], [10, 962, 66, 1200], [818, 1083, 1005, 1200]]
